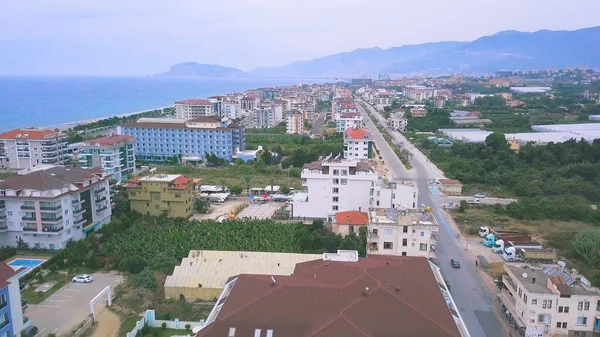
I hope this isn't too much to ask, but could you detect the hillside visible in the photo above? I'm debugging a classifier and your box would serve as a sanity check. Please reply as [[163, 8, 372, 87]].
[[158, 62, 246, 78]]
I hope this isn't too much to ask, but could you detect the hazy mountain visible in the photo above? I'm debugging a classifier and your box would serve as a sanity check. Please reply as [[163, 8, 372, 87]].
[[250, 26, 600, 78], [158, 62, 246, 78]]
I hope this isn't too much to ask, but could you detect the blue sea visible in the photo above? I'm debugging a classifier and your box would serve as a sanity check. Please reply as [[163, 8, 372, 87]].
[[0, 77, 325, 131]]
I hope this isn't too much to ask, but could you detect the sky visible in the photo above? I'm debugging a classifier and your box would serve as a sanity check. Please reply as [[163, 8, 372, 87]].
[[1, 0, 599, 76]]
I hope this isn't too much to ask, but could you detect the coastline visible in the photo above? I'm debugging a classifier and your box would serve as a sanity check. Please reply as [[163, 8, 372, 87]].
[[52, 106, 172, 131]]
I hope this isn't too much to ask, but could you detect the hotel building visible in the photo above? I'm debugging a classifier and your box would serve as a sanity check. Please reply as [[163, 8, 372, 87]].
[[0, 128, 67, 171], [77, 135, 136, 182], [0, 263, 27, 336], [175, 99, 215, 119]]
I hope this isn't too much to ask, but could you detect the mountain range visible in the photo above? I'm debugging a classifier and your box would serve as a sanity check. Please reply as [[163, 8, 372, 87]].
[[159, 26, 600, 78]]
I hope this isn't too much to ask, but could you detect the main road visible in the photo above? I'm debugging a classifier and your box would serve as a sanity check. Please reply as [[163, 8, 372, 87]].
[[357, 100, 506, 337]]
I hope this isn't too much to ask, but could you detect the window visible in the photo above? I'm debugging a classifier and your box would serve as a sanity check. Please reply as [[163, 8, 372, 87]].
[[332, 188, 339, 194], [341, 179, 347, 185], [383, 242, 393, 250], [384, 228, 393, 236], [523, 294, 527, 304], [542, 300, 552, 309], [401, 252, 407, 256], [564, 306, 569, 313], [584, 301, 590, 311], [403, 226, 408, 233], [332, 196, 338, 203], [420, 231, 424, 237], [576, 317, 587, 326], [7, 211, 12, 216], [333, 169, 339, 175], [578, 301, 583, 311], [532, 299, 537, 306], [402, 238, 407, 246], [419, 243, 427, 251], [561, 322, 567, 329], [332, 205, 338, 211], [333, 179, 339, 185], [556, 322, 562, 328], [558, 306, 564, 313], [341, 170, 347, 176], [537, 314, 550, 324]]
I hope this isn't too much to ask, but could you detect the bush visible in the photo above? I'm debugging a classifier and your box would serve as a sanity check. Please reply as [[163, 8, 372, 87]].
[[120, 256, 148, 274], [185, 324, 191, 329], [129, 268, 157, 289], [229, 185, 243, 195], [161, 322, 167, 329]]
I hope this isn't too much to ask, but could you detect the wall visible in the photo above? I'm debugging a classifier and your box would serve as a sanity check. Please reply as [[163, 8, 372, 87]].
[[126, 310, 205, 337]]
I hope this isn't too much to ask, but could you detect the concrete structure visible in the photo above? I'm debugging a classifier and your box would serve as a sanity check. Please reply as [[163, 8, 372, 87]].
[[332, 210, 368, 237], [439, 179, 463, 195], [253, 105, 276, 129], [118, 116, 245, 162], [77, 135, 136, 182], [0, 128, 67, 171], [222, 101, 240, 119], [335, 113, 363, 132], [367, 209, 437, 258], [0, 166, 112, 249], [0, 263, 26, 336], [175, 99, 214, 119], [410, 107, 427, 118], [197, 255, 469, 337], [343, 128, 373, 160], [388, 113, 407, 132], [164, 250, 322, 301], [403, 85, 435, 101], [285, 112, 304, 134], [510, 87, 552, 94], [126, 174, 198, 218], [500, 263, 600, 337]]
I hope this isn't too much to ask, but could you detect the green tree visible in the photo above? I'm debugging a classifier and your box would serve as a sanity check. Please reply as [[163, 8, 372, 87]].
[[484, 132, 509, 152], [310, 220, 324, 231], [280, 186, 291, 194], [229, 185, 243, 195], [458, 200, 469, 213], [130, 267, 157, 289], [194, 199, 210, 214], [243, 175, 251, 195], [571, 231, 600, 266], [120, 255, 148, 274]]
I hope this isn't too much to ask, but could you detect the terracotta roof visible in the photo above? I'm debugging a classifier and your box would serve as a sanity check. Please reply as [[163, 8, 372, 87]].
[[0, 166, 103, 191], [344, 128, 372, 140], [170, 175, 195, 189], [0, 262, 18, 289], [341, 104, 357, 109], [339, 113, 361, 119], [120, 122, 234, 131], [196, 256, 461, 337], [303, 161, 323, 170], [84, 135, 134, 146], [335, 211, 368, 225], [439, 179, 462, 186], [175, 99, 211, 105], [187, 117, 222, 123], [356, 161, 372, 172], [0, 128, 60, 140]]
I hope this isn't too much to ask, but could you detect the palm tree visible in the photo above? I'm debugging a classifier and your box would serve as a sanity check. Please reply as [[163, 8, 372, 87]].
[[243, 175, 251, 196], [269, 178, 275, 193], [220, 179, 227, 192]]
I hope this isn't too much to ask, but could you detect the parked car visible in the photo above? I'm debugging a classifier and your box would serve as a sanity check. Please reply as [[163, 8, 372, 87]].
[[450, 259, 461, 268], [22, 326, 39, 337], [473, 193, 486, 198], [72, 274, 94, 283]]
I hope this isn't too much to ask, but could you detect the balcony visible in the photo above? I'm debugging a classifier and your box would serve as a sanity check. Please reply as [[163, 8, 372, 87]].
[[94, 187, 106, 194], [72, 198, 83, 205], [23, 316, 28, 324], [20, 204, 35, 210], [96, 206, 108, 213], [21, 299, 27, 310], [502, 274, 517, 292], [41, 146, 58, 151], [41, 140, 57, 146], [40, 216, 63, 223], [0, 226, 7, 232], [42, 226, 64, 233], [0, 214, 6, 220], [368, 232, 379, 240], [0, 202, 5, 210], [17, 154, 30, 158], [41, 152, 58, 158], [73, 208, 85, 215], [42, 158, 59, 164], [0, 318, 8, 329], [74, 217, 87, 225], [0, 300, 6, 310], [39, 204, 61, 211], [21, 216, 36, 221]]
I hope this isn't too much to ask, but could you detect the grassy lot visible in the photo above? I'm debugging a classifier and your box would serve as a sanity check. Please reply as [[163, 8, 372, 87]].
[[22, 272, 71, 304], [117, 313, 140, 337], [158, 165, 302, 190], [146, 327, 193, 337]]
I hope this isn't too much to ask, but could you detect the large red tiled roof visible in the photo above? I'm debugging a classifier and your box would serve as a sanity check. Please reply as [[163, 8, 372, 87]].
[[335, 211, 368, 225], [0, 128, 60, 140], [84, 135, 134, 146], [196, 256, 461, 337], [0, 262, 18, 288], [341, 103, 357, 109], [344, 128, 371, 140], [175, 99, 211, 105]]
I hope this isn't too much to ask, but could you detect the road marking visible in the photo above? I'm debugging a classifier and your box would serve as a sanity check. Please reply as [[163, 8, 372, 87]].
[[63, 288, 80, 292], [50, 294, 73, 298], [35, 328, 46, 337], [36, 304, 60, 308], [45, 299, 66, 303]]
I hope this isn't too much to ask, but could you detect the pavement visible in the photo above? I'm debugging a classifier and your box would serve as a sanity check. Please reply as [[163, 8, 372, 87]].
[[26, 272, 123, 336], [440, 196, 518, 206], [312, 107, 328, 135], [358, 100, 508, 337], [237, 202, 284, 219]]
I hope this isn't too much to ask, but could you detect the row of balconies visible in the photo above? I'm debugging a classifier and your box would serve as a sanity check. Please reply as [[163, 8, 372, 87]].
[[23, 225, 64, 234]]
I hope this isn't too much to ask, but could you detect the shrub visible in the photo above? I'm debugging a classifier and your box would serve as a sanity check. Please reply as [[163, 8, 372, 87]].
[[229, 185, 243, 195], [161, 322, 167, 329], [185, 324, 191, 329], [129, 268, 157, 289], [120, 255, 148, 274]]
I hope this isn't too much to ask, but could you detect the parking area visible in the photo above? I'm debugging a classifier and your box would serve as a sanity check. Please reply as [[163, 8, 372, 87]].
[[238, 202, 284, 219], [26, 272, 123, 336]]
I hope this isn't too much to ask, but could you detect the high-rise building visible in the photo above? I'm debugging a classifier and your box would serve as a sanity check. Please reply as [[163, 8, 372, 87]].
[[0, 128, 67, 171], [126, 174, 198, 218], [175, 99, 214, 119], [343, 127, 373, 160], [0, 166, 112, 249], [285, 112, 304, 134], [77, 135, 136, 182], [0, 263, 27, 336]]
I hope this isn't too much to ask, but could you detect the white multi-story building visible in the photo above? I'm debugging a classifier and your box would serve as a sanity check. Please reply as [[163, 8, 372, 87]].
[[293, 159, 418, 219], [343, 128, 373, 160], [222, 101, 241, 119], [77, 135, 136, 182], [367, 209, 438, 258], [175, 99, 214, 119], [253, 105, 275, 128], [285, 112, 304, 134], [500, 263, 600, 337], [0, 166, 112, 250], [335, 113, 363, 132], [0, 128, 67, 171], [388, 112, 408, 132]]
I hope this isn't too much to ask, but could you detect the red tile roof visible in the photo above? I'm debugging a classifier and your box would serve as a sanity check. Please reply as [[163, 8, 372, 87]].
[[196, 256, 461, 337], [170, 175, 195, 189], [439, 179, 462, 186], [341, 103, 357, 109], [0, 128, 60, 140], [84, 135, 134, 146], [0, 262, 18, 289], [175, 99, 211, 105], [335, 211, 368, 225], [339, 113, 361, 119], [344, 128, 371, 140]]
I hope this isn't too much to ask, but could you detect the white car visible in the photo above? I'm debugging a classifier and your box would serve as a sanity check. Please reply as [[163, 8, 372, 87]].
[[473, 193, 486, 198], [72, 274, 93, 283]]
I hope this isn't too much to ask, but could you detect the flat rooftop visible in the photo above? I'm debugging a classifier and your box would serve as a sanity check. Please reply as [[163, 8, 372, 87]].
[[137, 174, 181, 182], [506, 264, 598, 296]]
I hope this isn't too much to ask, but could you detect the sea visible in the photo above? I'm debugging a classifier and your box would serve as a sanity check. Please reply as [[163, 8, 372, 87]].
[[0, 76, 326, 131]]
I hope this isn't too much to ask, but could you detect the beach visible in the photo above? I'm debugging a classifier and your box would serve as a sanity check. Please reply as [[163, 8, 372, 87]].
[[52, 106, 172, 131]]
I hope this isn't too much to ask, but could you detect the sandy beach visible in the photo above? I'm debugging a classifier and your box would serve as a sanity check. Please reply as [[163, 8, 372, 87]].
[[52, 106, 171, 131]]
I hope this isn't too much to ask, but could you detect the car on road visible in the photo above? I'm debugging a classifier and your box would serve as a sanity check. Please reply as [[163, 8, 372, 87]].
[[72, 274, 94, 283], [473, 193, 486, 198], [450, 259, 461, 268], [22, 326, 39, 336]]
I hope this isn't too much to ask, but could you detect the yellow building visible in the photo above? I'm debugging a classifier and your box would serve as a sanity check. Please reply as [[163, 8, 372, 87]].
[[126, 174, 198, 218]]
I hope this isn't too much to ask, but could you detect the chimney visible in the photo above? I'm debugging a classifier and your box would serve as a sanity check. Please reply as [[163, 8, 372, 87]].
[[532, 277, 536, 284], [362, 287, 370, 296], [359, 207, 362, 212]]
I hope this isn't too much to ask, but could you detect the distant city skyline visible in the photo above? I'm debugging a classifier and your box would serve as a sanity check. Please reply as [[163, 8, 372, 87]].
[[1, 0, 599, 76]]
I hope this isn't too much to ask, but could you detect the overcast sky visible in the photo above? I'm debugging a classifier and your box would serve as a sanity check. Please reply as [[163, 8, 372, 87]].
[[1, 0, 599, 76]]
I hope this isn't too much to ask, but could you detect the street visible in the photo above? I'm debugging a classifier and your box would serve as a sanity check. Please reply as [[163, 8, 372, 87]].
[[312, 106, 328, 134], [358, 100, 507, 337]]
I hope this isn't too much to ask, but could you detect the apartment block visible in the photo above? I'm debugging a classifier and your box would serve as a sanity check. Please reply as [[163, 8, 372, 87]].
[[175, 99, 214, 119], [0, 128, 67, 171], [127, 174, 198, 218], [367, 209, 437, 258], [343, 127, 373, 160], [500, 263, 600, 337], [285, 112, 304, 134], [0, 263, 27, 336], [222, 101, 240, 119], [388, 113, 408, 132], [118, 116, 245, 162], [77, 135, 136, 182], [335, 113, 363, 132], [0, 166, 112, 250], [253, 105, 275, 128]]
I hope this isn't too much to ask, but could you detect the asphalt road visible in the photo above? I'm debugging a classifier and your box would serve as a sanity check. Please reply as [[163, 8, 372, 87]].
[[358, 100, 506, 337], [312, 107, 328, 135]]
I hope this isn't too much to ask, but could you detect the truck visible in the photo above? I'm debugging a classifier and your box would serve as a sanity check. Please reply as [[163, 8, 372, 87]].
[[503, 247, 557, 262], [492, 240, 543, 254], [478, 226, 521, 238], [483, 232, 532, 247]]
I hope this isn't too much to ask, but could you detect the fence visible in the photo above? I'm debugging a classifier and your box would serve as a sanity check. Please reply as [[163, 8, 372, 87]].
[[126, 310, 205, 337]]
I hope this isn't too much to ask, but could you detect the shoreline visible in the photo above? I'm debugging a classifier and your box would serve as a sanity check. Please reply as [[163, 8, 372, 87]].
[[52, 106, 172, 131]]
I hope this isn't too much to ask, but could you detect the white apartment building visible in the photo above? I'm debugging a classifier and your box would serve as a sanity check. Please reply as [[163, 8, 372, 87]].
[[335, 113, 363, 132], [500, 264, 600, 337], [388, 113, 408, 132], [343, 127, 373, 160], [293, 158, 418, 219], [222, 101, 240, 119], [0, 166, 112, 250], [77, 134, 136, 182], [253, 105, 275, 128], [367, 209, 438, 258], [175, 99, 214, 119], [285, 112, 304, 134], [0, 128, 67, 171]]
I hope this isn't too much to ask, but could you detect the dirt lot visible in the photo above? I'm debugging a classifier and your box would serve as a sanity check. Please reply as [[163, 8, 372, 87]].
[[189, 200, 247, 221]]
